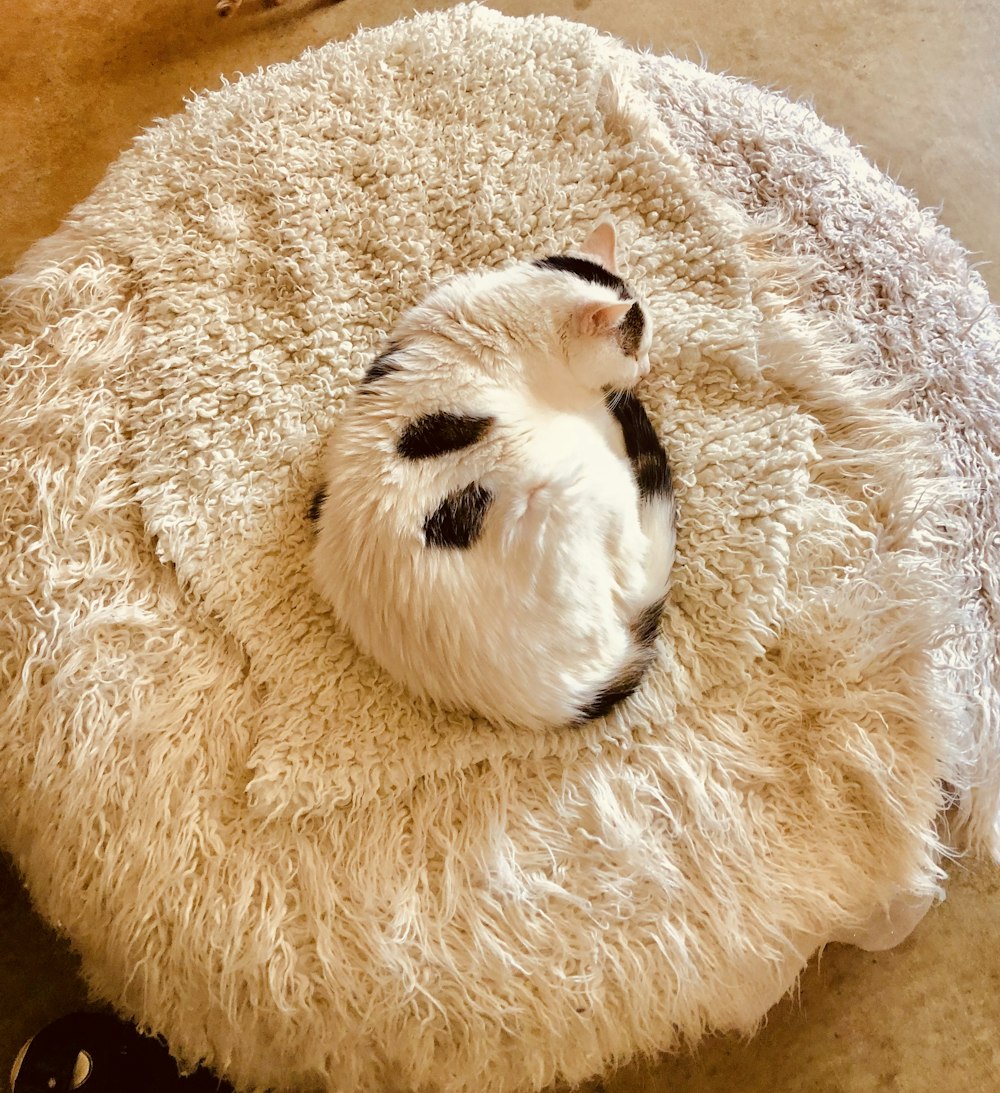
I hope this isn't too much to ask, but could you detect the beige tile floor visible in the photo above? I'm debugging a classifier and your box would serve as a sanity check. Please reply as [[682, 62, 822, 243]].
[[2, 1, 999, 1090]]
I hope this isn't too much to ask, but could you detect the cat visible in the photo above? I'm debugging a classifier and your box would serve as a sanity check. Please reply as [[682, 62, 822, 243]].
[[310, 216, 676, 730]]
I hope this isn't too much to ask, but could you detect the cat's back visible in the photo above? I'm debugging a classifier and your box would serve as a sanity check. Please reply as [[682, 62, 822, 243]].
[[321, 331, 632, 527]]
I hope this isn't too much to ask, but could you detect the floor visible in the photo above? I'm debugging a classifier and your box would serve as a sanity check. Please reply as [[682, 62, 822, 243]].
[[1, 1, 998, 1091]]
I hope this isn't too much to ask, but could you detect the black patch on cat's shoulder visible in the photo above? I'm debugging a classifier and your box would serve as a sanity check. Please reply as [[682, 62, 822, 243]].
[[397, 412, 494, 461], [423, 482, 493, 549], [632, 597, 666, 648], [534, 254, 630, 300], [362, 343, 403, 386], [575, 663, 646, 723], [618, 302, 646, 359], [606, 390, 672, 500], [308, 487, 326, 523]]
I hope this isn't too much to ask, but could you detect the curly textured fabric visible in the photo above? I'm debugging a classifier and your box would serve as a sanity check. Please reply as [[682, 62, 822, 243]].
[[1, 6, 997, 1092]]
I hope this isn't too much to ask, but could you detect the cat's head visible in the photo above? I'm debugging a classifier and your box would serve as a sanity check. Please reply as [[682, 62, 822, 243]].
[[393, 216, 651, 392], [536, 216, 653, 391]]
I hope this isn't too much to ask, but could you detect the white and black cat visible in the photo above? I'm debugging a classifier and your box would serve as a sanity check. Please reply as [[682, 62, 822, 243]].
[[311, 217, 675, 729]]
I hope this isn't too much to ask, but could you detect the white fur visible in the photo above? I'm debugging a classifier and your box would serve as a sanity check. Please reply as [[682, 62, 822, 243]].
[[312, 224, 673, 729]]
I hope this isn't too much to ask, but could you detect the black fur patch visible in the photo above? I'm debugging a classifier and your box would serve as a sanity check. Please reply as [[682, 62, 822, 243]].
[[606, 391, 672, 499], [534, 254, 630, 300], [362, 344, 403, 385], [423, 482, 493, 549], [632, 597, 666, 648], [576, 663, 646, 722], [618, 302, 646, 359], [398, 412, 494, 461], [308, 487, 326, 523]]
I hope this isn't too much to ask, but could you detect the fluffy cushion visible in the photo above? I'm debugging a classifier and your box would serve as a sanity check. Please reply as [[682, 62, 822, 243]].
[[1, 6, 997, 1092]]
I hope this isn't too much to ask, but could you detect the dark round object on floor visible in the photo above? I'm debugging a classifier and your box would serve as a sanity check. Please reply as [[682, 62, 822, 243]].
[[10, 1012, 230, 1093]]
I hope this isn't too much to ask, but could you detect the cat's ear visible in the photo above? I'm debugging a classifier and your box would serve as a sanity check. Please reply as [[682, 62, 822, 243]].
[[580, 216, 619, 273], [575, 299, 632, 336]]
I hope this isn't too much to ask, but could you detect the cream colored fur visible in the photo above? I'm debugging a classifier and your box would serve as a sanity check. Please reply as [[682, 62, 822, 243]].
[[1, 6, 998, 1092]]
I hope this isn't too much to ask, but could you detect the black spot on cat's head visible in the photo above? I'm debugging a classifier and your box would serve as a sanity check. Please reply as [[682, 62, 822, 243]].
[[308, 487, 326, 523], [618, 301, 646, 359], [534, 254, 631, 300], [397, 412, 494, 461], [361, 344, 403, 386], [423, 482, 493, 549]]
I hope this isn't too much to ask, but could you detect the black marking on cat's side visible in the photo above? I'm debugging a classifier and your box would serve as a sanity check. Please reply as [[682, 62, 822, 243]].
[[618, 302, 646, 359], [362, 344, 403, 386], [308, 487, 326, 523], [398, 412, 494, 461], [632, 597, 666, 648], [606, 390, 672, 500], [534, 254, 630, 300], [576, 663, 647, 723], [423, 482, 493, 549]]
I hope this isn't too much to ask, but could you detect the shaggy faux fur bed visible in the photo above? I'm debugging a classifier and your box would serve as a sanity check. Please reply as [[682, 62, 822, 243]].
[[2, 6, 998, 1092]]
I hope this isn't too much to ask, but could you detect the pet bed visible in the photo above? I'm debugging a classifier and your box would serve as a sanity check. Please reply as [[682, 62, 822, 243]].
[[2, 6, 998, 1091]]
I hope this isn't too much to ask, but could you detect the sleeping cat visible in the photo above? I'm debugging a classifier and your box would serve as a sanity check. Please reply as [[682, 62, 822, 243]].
[[310, 217, 675, 729]]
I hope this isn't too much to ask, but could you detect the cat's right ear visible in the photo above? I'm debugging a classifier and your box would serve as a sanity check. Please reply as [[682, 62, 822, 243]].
[[580, 216, 619, 273], [575, 299, 633, 337]]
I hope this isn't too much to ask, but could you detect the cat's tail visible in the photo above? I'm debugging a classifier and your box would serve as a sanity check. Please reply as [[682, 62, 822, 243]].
[[606, 389, 676, 603], [576, 390, 675, 723]]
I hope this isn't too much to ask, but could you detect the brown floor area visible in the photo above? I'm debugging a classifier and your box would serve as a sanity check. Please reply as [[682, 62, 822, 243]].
[[2, 1, 999, 1091]]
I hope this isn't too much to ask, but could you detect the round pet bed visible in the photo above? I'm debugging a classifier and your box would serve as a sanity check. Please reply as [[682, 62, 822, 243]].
[[2, 6, 998, 1091]]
